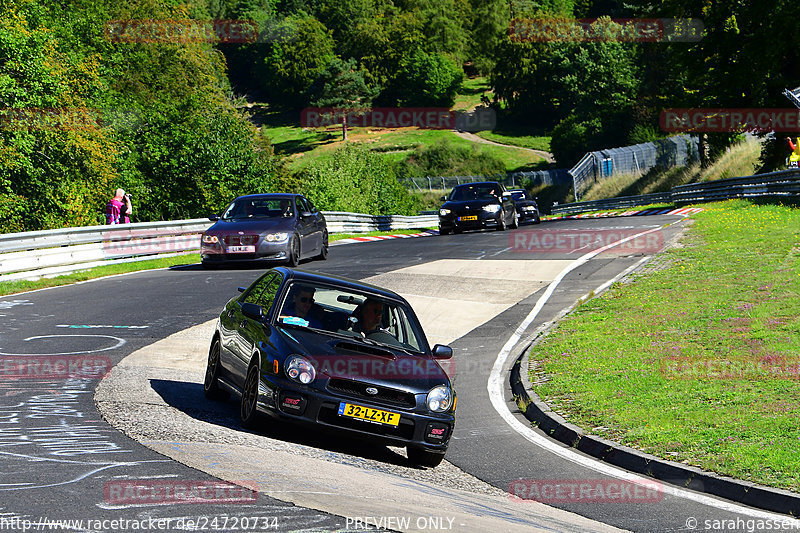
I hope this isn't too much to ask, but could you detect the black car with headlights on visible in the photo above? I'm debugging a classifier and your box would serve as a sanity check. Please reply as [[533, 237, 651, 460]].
[[438, 181, 517, 234], [509, 189, 541, 224], [203, 267, 456, 468], [201, 193, 327, 268]]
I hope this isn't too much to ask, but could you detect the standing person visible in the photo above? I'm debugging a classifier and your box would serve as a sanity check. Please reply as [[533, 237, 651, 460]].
[[105, 188, 133, 224]]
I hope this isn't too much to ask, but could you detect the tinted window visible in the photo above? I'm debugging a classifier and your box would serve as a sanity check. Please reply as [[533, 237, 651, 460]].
[[511, 191, 527, 201], [296, 197, 311, 213], [450, 184, 501, 201], [222, 197, 294, 220], [304, 197, 317, 212], [242, 272, 279, 305]]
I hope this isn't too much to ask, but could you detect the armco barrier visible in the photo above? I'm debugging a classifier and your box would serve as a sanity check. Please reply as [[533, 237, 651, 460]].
[[552, 170, 800, 215], [0, 212, 438, 283]]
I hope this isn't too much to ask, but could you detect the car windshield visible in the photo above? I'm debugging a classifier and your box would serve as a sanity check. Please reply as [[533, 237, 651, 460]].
[[222, 198, 294, 220], [511, 191, 527, 201], [276, 281, 427, 353], [450, 184, 499, 201]]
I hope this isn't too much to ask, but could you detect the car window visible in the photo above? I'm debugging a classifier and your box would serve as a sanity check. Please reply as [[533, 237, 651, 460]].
[[511, 191, 527, 201], [242, 272, 279, 305], [222, 198, 294, 220], [450, 184, 500, 201], [304, 197, 317, 212], [256, 273, 282, 313], [297, 197, 311, 213], [275, 282, 426, 352]]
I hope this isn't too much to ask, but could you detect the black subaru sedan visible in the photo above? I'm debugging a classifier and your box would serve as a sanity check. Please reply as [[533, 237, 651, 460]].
[[201, 193, 327, 268], [204, 267, 456, 467], [438, 181, 517, 234]]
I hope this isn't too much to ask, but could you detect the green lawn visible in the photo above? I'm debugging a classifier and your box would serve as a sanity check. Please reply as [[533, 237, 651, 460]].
[[529, 200, 800, 491], [453, 76, 493, 111], [475, 130, 552, 153]]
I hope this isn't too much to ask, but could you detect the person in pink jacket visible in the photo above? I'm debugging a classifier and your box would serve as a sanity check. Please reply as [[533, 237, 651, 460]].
[[105, 188, 133, 224]]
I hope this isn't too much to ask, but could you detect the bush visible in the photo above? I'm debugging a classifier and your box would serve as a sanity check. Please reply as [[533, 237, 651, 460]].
[[395, 138, 506, 178], [301, 144, 419, 215]]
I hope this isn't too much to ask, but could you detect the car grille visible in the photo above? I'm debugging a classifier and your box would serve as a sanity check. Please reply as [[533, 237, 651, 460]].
[[327, 378, 417, 409], [222, 234, 259, 245]]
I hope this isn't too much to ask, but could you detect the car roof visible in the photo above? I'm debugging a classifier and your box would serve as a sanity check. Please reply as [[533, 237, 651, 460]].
[[453, 181, 501, 188], [276, 267, 405, 302], [233, 193, 301, 200]]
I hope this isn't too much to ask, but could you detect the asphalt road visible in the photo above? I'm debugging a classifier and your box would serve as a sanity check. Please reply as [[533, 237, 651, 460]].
[[0, 215, 794, 532]]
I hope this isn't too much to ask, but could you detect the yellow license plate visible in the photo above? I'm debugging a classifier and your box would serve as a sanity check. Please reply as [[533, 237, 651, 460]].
[[458, 215, 478, 221], [338, 402, 400, 426]]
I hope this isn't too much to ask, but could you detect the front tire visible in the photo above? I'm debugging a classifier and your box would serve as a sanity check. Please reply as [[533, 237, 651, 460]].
[[407, 446, 445, 468], [204, 338, 228, 401], [439, 227, 451, 235], [240, 364, 261, 429], [317, 231, 329, 260], [287, 235, 300, 267], [510, 210, 519, 229], [496, 212, 507, 231]]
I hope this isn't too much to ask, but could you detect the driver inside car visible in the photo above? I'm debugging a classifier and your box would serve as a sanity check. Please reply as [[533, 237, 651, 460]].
[[281, 286, 323, 329], [351, 298, 385, 335]]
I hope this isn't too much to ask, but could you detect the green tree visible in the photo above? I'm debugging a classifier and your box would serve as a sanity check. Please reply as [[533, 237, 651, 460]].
[[384, 49, 463, 107], [308, 57, 377, 139], [260, 14, 336, 108]]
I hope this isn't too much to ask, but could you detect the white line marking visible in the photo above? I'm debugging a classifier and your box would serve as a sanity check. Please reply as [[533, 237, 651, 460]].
[[487, 224, 800, 520], [0, 335, 125, 356]]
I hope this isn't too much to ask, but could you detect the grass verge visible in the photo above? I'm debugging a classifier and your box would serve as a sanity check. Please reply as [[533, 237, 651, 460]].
[[0, 228, 438, 297], [529, 200, 800, 491]]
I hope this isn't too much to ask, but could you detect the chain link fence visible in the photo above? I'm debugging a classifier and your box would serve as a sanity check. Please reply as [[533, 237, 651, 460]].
[[400, 169, 571, 192], [568, 135, 699, 200]]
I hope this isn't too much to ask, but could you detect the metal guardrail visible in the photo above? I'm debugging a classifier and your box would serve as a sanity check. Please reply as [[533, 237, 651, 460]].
[[0, 212, 438, 282], [551, 170, 800, 215], [551, 192, 672, 215]]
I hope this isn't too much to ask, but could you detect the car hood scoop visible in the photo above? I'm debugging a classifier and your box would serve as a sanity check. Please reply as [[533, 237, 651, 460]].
[[333, 341, 396, 359]]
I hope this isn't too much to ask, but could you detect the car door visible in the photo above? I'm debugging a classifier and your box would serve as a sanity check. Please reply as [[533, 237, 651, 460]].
[[295, 196, 319, 256], [304, 196, 326, 247], [499, 184, 515, 223], [226, 272, 279, 387]]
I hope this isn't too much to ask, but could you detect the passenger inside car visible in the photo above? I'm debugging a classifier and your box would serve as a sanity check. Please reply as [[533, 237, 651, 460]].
[[280, 285, 324, 329]]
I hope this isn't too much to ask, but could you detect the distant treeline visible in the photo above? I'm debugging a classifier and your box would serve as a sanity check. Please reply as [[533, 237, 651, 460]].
[[2, 0, 798, 231]]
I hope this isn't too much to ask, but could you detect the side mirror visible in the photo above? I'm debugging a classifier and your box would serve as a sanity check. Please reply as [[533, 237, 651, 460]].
[[209, 214, 220, 221], [241, 302, 263, 321], [300, 210, 313, 218], [440, 195, 447, 202], [237, 286, 247, 293], [432, 344, 453, 360]]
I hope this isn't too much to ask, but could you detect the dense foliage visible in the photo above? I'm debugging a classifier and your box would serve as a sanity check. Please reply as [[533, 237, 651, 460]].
[[3, 0, 799, 232], [0, 0, 280, 231]]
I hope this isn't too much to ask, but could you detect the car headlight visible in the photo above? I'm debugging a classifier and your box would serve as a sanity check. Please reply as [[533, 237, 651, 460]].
[[285, 355, 315, 384], [265, 232, 289, 243], [439, 208, 451, 216], [524, 206, 536, 211], [426, 385, 453, 413], [482, 204, 501, 213], [202, 234, 218, 244]]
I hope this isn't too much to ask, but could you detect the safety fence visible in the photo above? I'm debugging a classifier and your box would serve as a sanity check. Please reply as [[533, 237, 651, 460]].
[[551, 170, 800, 215], [399, 169, 571, 192], [0, 212, 438, 283], [568, 135, 699, 200], [408, 136, 697, 200]]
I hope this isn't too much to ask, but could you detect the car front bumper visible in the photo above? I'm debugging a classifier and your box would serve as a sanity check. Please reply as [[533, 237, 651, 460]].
[[255, 375, 455, 452], [439, 210, 501, 232], [201, 240, 290, 263]]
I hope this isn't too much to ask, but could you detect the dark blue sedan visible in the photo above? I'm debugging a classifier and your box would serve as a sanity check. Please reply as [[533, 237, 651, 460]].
[[201, 193, 327, 268], [203, 268, 457, 468]]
